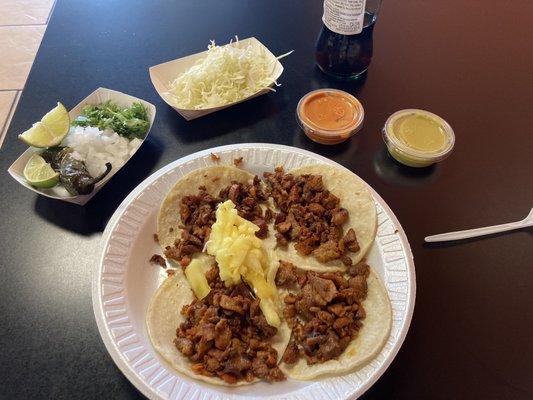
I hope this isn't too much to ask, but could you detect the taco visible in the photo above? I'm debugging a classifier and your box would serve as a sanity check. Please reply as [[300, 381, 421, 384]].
[[274, 260, 391, 380], [151, 166, 291, 385], [264, 164, 377, 272], [146, 261, 291, 385]]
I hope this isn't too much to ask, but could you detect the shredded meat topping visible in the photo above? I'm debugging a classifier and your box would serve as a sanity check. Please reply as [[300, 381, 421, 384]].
[[276, 261, 370, 365], [263, 167, 360, 266], [275, 260, 300, 287], [175, 266, 285, 383], [163, 186, 217, 267], [218, 176, 269, 238], [149, 254, 166, 267]]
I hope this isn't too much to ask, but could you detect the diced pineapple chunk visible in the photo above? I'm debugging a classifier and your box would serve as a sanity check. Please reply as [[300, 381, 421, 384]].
[[184, 258, 211, 300], [206, 200, 281, 327], [259, 298, 281, 328]]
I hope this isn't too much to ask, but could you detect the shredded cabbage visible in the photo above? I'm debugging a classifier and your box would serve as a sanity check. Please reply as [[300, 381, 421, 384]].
[[166, 37, 292, 110]]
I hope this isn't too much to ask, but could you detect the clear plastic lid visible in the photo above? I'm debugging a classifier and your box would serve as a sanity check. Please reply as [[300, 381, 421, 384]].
[[382, 109, 455, 165], [296, 89, 364, 145]]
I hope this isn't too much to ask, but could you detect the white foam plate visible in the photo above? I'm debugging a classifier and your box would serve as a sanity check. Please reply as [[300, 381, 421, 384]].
[[92, 143, 416, 400]]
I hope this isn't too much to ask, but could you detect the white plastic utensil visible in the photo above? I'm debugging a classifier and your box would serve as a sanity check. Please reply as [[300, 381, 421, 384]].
[[425, 207, 533, 242]]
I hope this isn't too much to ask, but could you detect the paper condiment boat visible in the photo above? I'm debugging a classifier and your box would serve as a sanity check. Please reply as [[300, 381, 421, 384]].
[[7, 87, 156, 205], [149, 37, 284, 120]]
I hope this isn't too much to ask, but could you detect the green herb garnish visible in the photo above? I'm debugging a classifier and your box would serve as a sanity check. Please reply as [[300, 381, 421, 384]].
[[72, 101, 150, 140]]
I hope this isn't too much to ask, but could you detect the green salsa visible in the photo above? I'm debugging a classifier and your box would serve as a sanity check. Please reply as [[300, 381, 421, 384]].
[[392, 113, 446, 153]]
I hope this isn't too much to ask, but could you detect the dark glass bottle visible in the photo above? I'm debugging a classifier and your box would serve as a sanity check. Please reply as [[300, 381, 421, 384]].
[[315, 1, 381, 80]]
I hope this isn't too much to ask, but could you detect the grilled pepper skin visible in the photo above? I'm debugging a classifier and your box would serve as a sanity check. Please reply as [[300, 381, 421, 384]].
[[40, 147, 112, 195]]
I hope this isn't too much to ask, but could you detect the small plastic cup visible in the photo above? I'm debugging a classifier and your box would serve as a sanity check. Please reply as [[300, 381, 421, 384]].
[[296, 89, 364, 145], [382, 109, 455, 167]]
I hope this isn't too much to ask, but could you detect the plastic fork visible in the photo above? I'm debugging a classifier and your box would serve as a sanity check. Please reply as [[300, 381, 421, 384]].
[[425, 207, 533, 243]]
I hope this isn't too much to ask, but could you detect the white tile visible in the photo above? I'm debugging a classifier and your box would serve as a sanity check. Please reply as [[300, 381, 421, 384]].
[[0, 0, 55, 25], [0, 25, 45, 90], [0, 90, 20, 148]]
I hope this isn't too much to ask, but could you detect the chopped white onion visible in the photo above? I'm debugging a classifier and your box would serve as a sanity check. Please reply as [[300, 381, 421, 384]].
[[62, 126, 142, 178]]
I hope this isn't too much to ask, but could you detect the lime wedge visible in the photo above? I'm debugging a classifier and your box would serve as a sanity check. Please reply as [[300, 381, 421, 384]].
[[41, 102, 70, 136], [18, 122, 56, 148], [19, 102, 70, 148], [23, 153, 59, 188]]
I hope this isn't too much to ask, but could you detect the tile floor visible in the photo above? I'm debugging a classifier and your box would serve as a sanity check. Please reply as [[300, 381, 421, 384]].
[[0, 0, 54, 148]]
